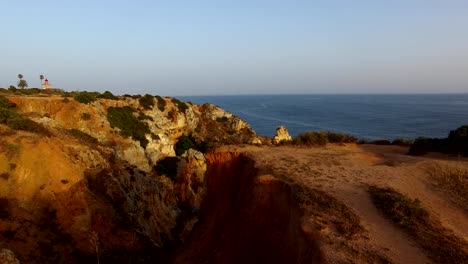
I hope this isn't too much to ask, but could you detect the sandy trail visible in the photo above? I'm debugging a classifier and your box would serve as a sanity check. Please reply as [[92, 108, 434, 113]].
[[226, 144, 468, 263]]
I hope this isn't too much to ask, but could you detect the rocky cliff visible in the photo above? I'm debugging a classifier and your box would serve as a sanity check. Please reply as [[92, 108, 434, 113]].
[[0, 94, 268, 263]]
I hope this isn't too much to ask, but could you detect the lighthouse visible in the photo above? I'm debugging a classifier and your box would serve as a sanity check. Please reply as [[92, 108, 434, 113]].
[[41, 78, 52, 90]]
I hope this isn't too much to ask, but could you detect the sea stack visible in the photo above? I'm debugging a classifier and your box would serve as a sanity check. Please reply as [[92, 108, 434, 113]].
[[273, 125, 292, 144]]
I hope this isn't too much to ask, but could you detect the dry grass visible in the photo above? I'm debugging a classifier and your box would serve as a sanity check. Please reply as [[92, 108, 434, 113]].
[[427, 163, 468, 213], [293, 184, 364, 238], [369, 186, 468, 264]]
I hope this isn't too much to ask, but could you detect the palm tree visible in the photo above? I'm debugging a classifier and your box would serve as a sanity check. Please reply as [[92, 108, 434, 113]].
[[17, 74, 26, 89], [18, 79, 28, 89], [40, 74, 44, 85]]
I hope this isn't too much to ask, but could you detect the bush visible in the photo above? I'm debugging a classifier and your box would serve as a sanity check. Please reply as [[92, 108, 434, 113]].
[[81, 113, 91, 120], [216, 116, 228, 123], [0, 96, 16, 109], [175, 135, 195, 156], [8, 86, 16, 92], [408, 137, 449, 156], [448, 125, 468, 156], [18, 88, 41, 95], [0, 103, 49, 136], [74, 91, 99, 104], [97, 90, 118, 100], [368, 186, 468, 263], [6, 115, 50, 135], [62, 92, 73, 97], [194, 139, 214, 153], [139, 94, 154, 109], [67, 129, 98, 145], [408, 125, 468, 156], [293, 131, 357, 146], [0, 108, 15, 123], [369, 186, 429, 229], [155, 96, 166, 111], [107, 106, 150, 148], [167, 110, 175, 120], [172, 98, 188, 113], [154, 157, 180, 181]]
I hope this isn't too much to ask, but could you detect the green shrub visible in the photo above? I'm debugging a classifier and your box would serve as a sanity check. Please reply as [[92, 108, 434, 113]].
[[167, 110, 175, 119], [408, 125, 468, 156], [154, 157, 180, 181], [195, 139, 213, 153], [216, 116, 228, 123], [67, 129, 98, 145], [0, 108, 16, 123], [293, 131, 357, 146], [18, 88, 41, 95], [155, 96, 166, 111], [62, 92, 73, 97], [81, 113, 91, 120], [107, 106, 150, 148], [8, 86, 16, 92], [172, 98, 188, 113], [368, 186, 468, 263], [448, 125, 468, 156], [0, 96, 16, 109], [369, 186, 429, 229], [6, 115, 50, 135], [97, 90, 118, 100], [408, 137, 449, 156], [139, 94, 154, 109], [74, 91, 98, 104], [175, 135, 195, 156]]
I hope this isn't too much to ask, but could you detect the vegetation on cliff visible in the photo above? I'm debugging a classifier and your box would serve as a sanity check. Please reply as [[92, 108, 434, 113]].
[[106, 106, 150, 148], [408, 125, 468, 156], [172, 98, 188, 113], [292, 131, 357, 146], [97, 90, 118, 100], [155, 95, 166, 111], [0, 95, 49, 135]]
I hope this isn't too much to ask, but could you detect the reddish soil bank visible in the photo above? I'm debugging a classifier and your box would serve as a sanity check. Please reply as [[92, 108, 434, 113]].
[[174, 152, 322, 264]]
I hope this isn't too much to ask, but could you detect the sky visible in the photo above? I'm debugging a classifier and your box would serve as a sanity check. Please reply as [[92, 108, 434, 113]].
[[1, 1, 468, 96]]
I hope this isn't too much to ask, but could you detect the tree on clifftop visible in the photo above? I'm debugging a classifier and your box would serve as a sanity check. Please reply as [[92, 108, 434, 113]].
[[17, 74, 28, 89]]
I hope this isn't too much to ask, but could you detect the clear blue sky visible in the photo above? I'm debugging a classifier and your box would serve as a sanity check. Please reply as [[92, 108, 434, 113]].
[[1, 1, 468, 95]]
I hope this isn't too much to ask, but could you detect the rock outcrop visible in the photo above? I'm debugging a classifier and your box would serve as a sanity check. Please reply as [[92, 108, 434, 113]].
[[0, 249, 20, 264], [273, 125, 292, 144], [0, 94, 259, 263], [0, 94, 325, 263], [9, 96, 257, 172]]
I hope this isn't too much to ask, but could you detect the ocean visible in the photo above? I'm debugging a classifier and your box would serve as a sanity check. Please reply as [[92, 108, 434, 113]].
[[178, 94, 468, 140]]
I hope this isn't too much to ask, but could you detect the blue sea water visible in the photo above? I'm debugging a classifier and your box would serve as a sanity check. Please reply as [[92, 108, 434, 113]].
[[178, 94, 468, 140]]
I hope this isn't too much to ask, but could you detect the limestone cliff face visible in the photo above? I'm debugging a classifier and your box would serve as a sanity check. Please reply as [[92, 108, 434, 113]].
[[0, 94, 257, 263], [9, 95, 258, 171]]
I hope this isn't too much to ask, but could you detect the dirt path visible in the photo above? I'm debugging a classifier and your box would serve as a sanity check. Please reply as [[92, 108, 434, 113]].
[[226, 144, 468, 263]]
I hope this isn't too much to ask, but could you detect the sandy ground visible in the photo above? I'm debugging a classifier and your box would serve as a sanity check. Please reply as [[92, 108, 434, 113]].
[[225, 144, 468, 264]]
